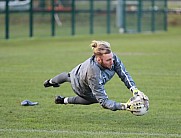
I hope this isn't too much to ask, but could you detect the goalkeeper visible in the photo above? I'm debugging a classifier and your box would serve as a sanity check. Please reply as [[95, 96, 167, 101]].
[[44, 40, 148, 111]]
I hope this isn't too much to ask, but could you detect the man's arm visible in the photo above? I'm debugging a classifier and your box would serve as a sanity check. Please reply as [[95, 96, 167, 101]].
[[87, 65, 125, 111], [113, 54, 136, 89]]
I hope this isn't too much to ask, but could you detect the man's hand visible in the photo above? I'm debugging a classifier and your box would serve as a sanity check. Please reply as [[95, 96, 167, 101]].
[[130, 87, 149, 100], [121, 99, 144, 112]]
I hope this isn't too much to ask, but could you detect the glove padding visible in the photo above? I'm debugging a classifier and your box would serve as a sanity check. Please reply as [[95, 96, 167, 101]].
[[121, 96, 145, 112], [123, 95, 149, 116], [131, 87, 149, 101]]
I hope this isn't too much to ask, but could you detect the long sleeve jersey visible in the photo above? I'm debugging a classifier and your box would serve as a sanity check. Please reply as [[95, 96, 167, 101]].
[[70, 53, 136, 111]]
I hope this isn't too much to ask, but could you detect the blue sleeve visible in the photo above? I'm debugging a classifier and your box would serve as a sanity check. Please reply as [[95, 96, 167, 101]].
[[113, 54, 136, 89]]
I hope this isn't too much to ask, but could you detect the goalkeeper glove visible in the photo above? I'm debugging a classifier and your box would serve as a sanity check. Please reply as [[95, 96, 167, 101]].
[[130, 86, 149, 100], [127, 96, 149, 116], [121, 99, 144, 112]]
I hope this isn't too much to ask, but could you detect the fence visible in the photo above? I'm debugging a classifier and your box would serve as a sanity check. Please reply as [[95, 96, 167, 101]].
[[0, 0, 168, 39], [117, 0, 168, 33]]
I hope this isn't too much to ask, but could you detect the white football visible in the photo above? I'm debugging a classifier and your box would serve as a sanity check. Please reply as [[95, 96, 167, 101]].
[[131, 96, 149, 116]]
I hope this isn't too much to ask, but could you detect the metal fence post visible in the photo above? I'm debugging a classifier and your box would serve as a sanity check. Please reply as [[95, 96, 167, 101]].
[[117, 0, 125, 33], [71, 0, 75, 35], [51, 0, 55, 36], [106, 0, 111, 34], [29, 0, 33, 37], [89, 0, 94, 34], [164, 0, 167, 31], [123, 0, 126, 32], [137, 0, 142, 32], [151, 0, 155, 32], [5, 0, 9, 39]]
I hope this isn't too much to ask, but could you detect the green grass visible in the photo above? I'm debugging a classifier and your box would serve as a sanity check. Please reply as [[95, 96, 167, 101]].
[[0, 26, 181, 138]]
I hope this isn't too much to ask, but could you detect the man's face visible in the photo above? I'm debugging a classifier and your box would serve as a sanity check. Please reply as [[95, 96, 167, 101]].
[[98, 53, 113, 69]]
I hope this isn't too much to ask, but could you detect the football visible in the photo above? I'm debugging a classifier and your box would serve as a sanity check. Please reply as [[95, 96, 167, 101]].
[[130, 96, 149, 116]]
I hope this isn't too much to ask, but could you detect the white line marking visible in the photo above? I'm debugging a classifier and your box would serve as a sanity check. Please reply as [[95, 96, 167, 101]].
[[0, 129, 181, 137]]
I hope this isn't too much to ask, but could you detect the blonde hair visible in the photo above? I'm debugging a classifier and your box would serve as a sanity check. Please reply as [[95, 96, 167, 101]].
[[90, 40, 111, 56]]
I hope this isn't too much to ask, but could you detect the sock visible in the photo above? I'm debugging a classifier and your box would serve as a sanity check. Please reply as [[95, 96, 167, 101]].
[[49, 79, 53, 84], [64, 97, 69, 104]]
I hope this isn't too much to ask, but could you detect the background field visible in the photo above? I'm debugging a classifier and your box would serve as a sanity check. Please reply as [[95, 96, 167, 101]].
[[0, 26, 181, 138]]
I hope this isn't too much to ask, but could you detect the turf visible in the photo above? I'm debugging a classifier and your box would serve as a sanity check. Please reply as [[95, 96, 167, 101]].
[[0, 26, 181, 138]]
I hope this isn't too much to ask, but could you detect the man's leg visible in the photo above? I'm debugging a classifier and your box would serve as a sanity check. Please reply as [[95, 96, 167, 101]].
[[44, 72, 70, 87], [47, 73, 98, 105], [66, 96, 98, 105], [51, 72, 71, 84], [55, 95, 98, 105]]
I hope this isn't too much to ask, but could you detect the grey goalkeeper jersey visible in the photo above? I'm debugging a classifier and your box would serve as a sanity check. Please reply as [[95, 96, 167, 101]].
[[70, 53, 136, 111]]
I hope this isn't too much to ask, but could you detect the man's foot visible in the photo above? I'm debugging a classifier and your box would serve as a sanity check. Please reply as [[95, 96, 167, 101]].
[[44, 79, 60, 88], [55, 96, 65, 104]]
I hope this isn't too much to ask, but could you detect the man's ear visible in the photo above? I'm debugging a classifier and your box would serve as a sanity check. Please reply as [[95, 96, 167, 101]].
[[96, 56, 101, 63]]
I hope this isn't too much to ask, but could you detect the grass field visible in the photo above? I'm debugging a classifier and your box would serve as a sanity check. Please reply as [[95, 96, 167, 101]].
[[0, 26, 181, 138]]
